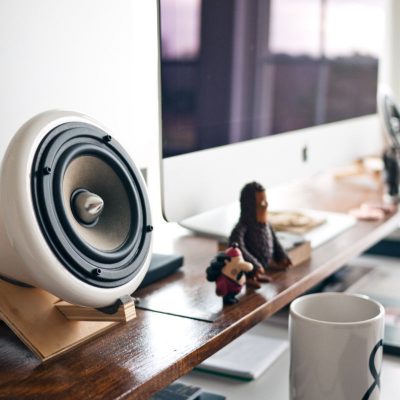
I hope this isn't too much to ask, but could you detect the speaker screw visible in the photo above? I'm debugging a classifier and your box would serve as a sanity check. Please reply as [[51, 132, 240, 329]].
[[43, 166, 52, 175], [103, 135, 112, 142], [93, 268, 102, 276], [146, 225, 154, 232]]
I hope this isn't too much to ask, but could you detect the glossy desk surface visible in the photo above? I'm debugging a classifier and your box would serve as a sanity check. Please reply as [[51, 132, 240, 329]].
[[0, 175, 399, 399]]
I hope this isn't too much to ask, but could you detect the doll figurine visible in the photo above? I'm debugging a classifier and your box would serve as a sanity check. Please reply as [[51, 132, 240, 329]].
[[229, 182, 292, 288], [206, 243, 253, 305]]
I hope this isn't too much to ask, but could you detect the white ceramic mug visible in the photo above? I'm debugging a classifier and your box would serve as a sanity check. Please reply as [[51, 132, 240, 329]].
[[289, 292, 385, 400]]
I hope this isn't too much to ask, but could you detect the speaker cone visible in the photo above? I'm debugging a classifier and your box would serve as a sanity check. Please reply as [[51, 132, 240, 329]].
[[31, 122, 152, 288]]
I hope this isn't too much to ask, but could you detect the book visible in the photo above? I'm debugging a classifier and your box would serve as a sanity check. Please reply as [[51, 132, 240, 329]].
[[151, 382, 226, 400], [197, 392, 226, 400], [150, 382, 203, 400], [195, 332, 288, 381], [283, 238, 311, 268]]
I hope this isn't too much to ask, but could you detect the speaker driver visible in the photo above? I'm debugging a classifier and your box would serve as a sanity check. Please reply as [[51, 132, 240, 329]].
[[64, 156, 131, 251], [0, 111, 152, 307], [31, 121, 151, 288]]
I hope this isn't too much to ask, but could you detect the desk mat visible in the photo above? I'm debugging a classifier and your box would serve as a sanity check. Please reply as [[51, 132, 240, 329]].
[[135, 268, 281, 323], [135, 264, 372, 323]]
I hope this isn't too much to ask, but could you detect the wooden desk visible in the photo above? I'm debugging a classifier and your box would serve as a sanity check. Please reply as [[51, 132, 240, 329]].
[[0, 175, 399, 399]]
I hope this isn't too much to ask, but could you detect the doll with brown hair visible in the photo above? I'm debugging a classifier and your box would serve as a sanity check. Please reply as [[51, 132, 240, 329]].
[[229, 182, 291, 288]]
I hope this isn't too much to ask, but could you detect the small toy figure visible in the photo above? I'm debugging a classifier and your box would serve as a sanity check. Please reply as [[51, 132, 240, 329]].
[[206, 243, 253, 305], [229, 182, 291, 288]]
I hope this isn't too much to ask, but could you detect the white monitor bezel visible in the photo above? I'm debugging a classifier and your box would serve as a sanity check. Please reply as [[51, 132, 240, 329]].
[[161, 114, 383, 222]]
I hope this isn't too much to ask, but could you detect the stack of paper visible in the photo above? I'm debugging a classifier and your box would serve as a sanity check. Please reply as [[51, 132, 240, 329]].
[[196, 332, 288, 381]]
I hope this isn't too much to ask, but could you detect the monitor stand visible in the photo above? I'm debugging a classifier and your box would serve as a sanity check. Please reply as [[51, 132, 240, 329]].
[[180, 202, 356, 249]]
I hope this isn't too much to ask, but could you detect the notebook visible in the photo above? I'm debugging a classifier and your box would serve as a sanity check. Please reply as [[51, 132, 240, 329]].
[[196, 332, 288, 381]]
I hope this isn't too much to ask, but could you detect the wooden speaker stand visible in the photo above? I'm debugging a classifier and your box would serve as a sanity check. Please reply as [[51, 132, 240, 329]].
[[0, 279, 136, 361]]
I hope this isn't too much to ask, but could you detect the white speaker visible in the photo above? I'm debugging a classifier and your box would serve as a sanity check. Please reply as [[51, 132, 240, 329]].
[[0, 110, 152, 308]]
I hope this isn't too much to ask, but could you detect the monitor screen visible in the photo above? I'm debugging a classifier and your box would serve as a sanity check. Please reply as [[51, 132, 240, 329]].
[[159, 0, 383, 158]]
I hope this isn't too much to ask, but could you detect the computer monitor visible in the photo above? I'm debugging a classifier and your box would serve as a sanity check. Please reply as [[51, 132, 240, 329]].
[[158, 0, 385, 224]]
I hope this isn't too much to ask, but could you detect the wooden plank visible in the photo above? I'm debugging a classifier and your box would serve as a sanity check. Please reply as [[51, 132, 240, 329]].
[[56, 297, 136, 322], [0, 280, 119, 361], [287, 240, 311, 267]]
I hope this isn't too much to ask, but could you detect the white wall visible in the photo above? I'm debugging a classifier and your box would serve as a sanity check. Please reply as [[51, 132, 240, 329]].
[[0, 0, 163, 222]]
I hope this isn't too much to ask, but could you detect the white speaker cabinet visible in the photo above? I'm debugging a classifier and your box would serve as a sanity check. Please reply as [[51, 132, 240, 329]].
[[0, 110, 153, 360]]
